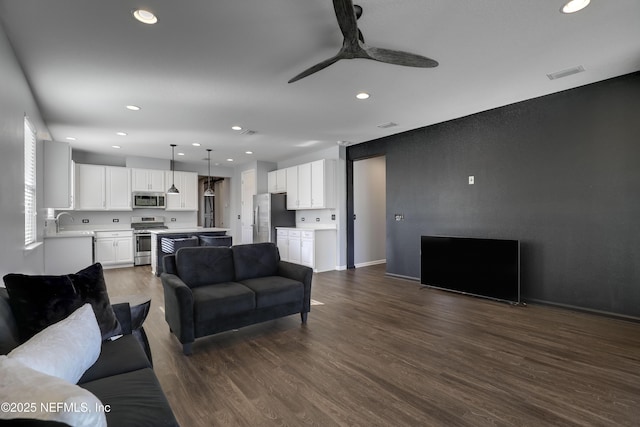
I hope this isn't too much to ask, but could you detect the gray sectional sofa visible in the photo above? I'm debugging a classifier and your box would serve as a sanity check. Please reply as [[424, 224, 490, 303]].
[[161, 242, 313, 354], [1, 281, 178, 426]]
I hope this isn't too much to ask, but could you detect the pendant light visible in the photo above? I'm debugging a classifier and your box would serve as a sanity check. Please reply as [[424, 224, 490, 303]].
[[204, 149, 215, 197], [167, 144, 179, 194]]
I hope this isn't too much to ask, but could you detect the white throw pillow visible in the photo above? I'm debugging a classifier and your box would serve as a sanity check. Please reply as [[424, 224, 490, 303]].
[[8, 303, 101, 384], [0, 356, 107, 427]]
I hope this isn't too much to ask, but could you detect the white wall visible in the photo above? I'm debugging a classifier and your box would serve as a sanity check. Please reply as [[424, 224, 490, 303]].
[[0, 23, 50, 278], [353, 156, 386, 267]]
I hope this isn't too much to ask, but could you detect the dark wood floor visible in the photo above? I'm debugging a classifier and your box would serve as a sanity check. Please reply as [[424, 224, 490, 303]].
[[104, 264, 640, 426]]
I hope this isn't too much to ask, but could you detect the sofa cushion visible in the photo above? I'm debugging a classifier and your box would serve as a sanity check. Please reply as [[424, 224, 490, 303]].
[[175, 246, 235, 288], [192, 282, 255, 322], [80, 368, 178, 427], [232, 242, 280, 281], [68, 263, 122, 340], [3, 274, 82, 341], [79, 334, 152, 384], [0, 356, 107, 427], [239, 276, 304, 309], [8, 304, 101, 385]]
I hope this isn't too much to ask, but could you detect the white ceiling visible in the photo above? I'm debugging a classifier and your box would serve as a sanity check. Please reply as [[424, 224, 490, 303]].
[[1, 0, 639, 166]]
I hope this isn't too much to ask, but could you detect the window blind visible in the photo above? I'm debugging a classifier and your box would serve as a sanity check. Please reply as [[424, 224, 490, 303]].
[[24, 117, 37, 246]]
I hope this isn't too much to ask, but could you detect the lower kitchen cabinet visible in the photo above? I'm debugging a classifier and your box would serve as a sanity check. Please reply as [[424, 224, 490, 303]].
[[276, 228, 336, 272], [95, 230, 134, 268]]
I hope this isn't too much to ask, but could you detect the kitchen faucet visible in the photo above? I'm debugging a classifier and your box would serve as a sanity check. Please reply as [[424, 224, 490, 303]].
[[55, 211, 74, 233]]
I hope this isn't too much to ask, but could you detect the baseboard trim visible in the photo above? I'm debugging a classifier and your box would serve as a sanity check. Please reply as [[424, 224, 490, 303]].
[[354, 259, 386, 268], [526, 298, 640, 323]]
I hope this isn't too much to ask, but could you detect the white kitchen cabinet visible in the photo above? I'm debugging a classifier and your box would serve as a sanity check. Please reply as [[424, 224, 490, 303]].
[[285, 167, 298, 209], [132, 168, 165, 192], [75, 164, 106, 210], [276, 229, 289, 259], [285, 159, 335, 210], [95, 230, 134, 268], [300, 230, 314, 267], [44, 235, 93, 274], [287, 230, 301, 264], [75, 164, 131, 211], [276, 228, 336, 272], [268, 169, 287, 193], [106, 167, 131, 210], [44, 141, 74, 209], [165, 171, 198, 211]]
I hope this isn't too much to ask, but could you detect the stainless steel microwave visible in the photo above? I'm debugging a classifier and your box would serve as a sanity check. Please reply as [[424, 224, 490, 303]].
[[132, 192, 166, 209]]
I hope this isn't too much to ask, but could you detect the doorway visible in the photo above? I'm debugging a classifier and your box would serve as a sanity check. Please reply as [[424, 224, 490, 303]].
[[353, 156, 386, 267]]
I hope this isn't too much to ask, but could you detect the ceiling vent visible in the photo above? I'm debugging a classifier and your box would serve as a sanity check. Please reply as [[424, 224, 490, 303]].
[[377, 121, 398, 129], [240, 129, 256, 135], [547, 65, 585, 80]]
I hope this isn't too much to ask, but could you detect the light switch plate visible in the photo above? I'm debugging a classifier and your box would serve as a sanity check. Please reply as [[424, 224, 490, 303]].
[[468, 176, 475, 185]]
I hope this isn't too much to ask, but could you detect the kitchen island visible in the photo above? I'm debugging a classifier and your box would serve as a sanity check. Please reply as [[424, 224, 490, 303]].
[[150, 227, 231, 275]]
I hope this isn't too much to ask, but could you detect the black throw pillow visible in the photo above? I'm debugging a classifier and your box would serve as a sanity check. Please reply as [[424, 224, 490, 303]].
[[3, 263, 122, 342], [3, 274, 83, 342], [68, 263, 122, 340]]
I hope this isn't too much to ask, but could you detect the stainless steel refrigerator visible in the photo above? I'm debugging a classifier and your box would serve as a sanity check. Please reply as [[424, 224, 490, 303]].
[[253, 193, 295, 243]]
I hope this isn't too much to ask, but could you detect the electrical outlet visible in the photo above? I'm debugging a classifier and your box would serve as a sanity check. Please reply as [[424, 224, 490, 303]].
[[82, 219, 89, 224], [301, 217, 305, 222], [237, 215, 241, 219], [316, 218, 320, 222], [171, 218, 177, 222], [468, 175, 475, 185], [331, 214, 336, 220], [112, 218, 119, 223]]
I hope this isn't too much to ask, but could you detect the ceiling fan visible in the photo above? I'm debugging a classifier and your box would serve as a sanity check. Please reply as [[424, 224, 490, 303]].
[[288, 0, 439, 83]]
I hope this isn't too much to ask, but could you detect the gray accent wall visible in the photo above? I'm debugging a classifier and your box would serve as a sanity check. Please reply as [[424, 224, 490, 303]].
[[347, 72, 640, 318]]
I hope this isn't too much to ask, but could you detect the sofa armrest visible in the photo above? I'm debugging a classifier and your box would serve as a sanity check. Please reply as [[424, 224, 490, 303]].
[[111, 302, 132, 335], [160, 273, 195, 345], [278, 261, 313, 313]]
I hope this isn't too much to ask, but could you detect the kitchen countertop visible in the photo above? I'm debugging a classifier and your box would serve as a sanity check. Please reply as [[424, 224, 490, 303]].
[[276, 225, 337, 231], [44, 230, 95, 239], [149, 227, 230, 234]]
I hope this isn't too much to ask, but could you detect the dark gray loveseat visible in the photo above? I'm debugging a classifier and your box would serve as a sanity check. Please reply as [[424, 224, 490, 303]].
[[161, 242, 313, 355], [0, 287, 178, 426]]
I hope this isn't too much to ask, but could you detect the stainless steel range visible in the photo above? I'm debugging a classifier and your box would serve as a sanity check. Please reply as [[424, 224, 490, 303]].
[[131, 216, 167, 266]]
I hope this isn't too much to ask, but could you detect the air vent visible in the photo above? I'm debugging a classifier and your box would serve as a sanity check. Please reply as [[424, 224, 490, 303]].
[[377, 121, 398, 129], [240, 129, 256, 135], [547, 65, 585, 80]]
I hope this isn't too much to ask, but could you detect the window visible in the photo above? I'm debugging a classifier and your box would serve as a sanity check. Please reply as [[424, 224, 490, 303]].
[[24, 117, 37, 246]]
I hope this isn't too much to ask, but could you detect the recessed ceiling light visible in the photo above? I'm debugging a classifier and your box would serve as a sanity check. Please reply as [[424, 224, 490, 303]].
[[561, 0, 590, 13], [231, 125, 242, 131], [356, 92, 370, 100], [126, 105, 141, 111], [192, 143, 201, 147], [65, 137, 76, 141], [226, 158, 234, 162], [116, 132, 127, 136], [177, 152, 185, 156], [133, 9, 158, 24], [245, 151, 253, 155], [112, 145, 121, 149]]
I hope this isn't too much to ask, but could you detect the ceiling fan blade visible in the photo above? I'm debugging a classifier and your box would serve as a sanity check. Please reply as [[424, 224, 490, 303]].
[[288, 54, 343, 83], [364, 45, 439, 68], [333, 0, 359, 42]]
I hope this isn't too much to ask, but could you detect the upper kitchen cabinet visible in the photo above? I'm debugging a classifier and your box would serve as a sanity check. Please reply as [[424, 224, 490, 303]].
[[165, 171, 198, 211], [286, 159, 335, 210], [132, 168, 165, 192], [44, 141, 74, 209], [268, 169, 287, 193], [75, 164, 132, 211]]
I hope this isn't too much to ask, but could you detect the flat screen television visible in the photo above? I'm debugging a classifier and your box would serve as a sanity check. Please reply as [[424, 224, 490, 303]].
[[420, 235, 520, 303]]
